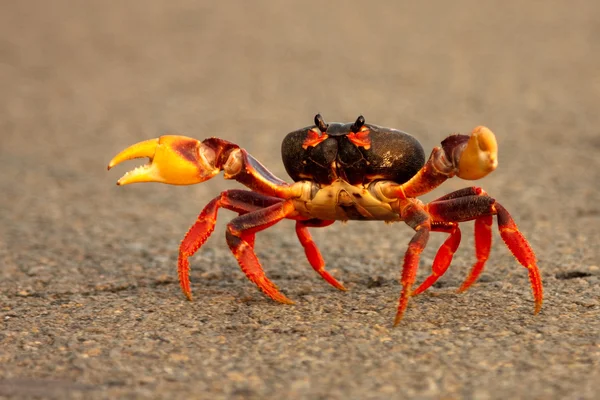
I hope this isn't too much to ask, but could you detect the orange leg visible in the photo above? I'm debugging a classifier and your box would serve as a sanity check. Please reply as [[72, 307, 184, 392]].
[[226, 200, 297, 304], [496, 203, 543, 314], [413, 187, 495, 295], [295, 220, 346, 291], [413, 187, 490, 295], [395, 200, 431, 325], [412, 222, 461, 295], [458, 214, 493, 292], [178, 190, 283, 300], [426, 187, 542, 314]]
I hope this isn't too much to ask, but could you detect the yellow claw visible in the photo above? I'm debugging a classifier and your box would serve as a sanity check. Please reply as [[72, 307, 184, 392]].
[[107, 138, 159, 170], [457, 126, 498, 180], [107, 135, 219, 186]]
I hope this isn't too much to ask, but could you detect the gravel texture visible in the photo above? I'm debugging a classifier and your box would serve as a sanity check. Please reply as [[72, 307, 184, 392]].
[[1, 1, 599, 399]]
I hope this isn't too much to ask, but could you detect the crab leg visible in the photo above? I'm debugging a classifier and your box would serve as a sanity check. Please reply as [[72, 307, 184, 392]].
[[495, 203, 543, 314], [295, 220, 346, 291], [458, 215, 493, 292], [411, 187, 492, 293], [413, 188, 497, 295], [226, 200, 298, 304], [395, 199, 431, 325], [108, 136, 295, 198], [411, 222, 461, 296], [427, 189, 543, 314], [178, 190, 342, 300], [178, 190, 284, 300]]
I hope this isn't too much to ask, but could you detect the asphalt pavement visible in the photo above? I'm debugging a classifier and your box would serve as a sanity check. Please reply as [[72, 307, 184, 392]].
[[1, 1, 598, 399]]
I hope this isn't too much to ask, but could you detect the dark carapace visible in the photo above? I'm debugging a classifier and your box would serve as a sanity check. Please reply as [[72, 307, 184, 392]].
[[281, 114, 425, 185]]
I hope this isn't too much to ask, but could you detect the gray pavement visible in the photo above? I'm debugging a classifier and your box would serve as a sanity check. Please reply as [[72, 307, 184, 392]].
[[1, 1, 599, 399]]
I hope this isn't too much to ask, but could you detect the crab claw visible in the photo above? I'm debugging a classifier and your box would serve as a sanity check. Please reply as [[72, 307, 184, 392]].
[[455, 126, 498, 180], [107, 135, 220, 186]]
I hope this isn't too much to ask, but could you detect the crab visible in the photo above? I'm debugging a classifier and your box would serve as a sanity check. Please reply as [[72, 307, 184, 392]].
[[108, 114, 543, 325]]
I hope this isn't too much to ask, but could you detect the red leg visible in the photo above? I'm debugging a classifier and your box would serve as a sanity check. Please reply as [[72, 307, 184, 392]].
[[178, 197, 219, 300], [178, 190, 283, 300], [496, 203, 543, 314], [226, 200, 297, 304], [395, 200, 431, 325], [419, 187, 494, 293], [295, 220, 346, 291], [427, 189, 543, 314], [433, 186, 487, 201], [412, 222, 461, 296], [458, 215, 493, 292], [414, 188, 496, 295]]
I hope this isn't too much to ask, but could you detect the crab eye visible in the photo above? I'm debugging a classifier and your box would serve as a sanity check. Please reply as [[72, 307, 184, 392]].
[[314, 114, 329, 133], [351, 115, 365, 133]]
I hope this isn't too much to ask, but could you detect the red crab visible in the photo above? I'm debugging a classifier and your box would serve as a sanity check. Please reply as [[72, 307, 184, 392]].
[[108, 114, 542, 325]]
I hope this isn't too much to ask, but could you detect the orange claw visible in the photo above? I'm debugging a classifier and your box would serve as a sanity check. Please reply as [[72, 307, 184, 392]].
[[456, 126, 498, 180], [107, 135, 220, 186]]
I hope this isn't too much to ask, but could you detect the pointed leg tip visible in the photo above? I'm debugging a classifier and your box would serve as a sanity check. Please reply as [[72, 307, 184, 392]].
[[412, 275, 443, 297], [393, 304, 408, 326], [275, 295, 295, 305], [328, 277, 347, 291], [316, 269, 347, 292], [265, 288, 295, 305], [457, 280, 474, 293], [393, 314, 403, 327]]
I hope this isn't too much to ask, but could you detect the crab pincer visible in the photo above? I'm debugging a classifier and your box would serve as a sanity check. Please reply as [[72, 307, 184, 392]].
[[107, 135, 222, 186]]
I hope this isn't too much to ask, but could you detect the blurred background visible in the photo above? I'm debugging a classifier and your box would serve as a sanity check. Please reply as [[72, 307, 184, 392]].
[[1, 1, 598, 398]]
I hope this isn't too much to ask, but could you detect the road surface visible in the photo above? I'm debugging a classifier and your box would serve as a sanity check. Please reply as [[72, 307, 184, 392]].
[[1, 1, 598, 399]]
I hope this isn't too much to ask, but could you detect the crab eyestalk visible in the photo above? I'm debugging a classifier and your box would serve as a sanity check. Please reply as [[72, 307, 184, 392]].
[[454, 126, 498, 180], [107, 135, 220, 186]]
